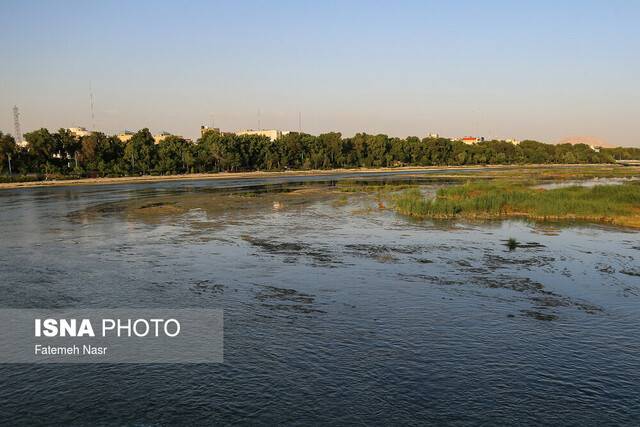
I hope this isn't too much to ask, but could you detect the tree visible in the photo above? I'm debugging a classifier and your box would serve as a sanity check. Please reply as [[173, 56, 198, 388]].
[[262, 139, 283, 170], [389, 136, 412, 165], [0, 132, 17, 175], [351, 133, 369, 167], [157, 136, 191, 174], [424, 138, 453, 165], [280, 132, 307, 169], [194, 132, 218, 172], [0, 127, 620, 177], [123, 128, 157, 174], [24, 128, 62, 174], [318, 132, 343, 168], [57, 128, 82, 170], [78, 133, 124, 175]]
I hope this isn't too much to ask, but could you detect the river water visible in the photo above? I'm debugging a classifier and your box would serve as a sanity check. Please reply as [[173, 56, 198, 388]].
[[1, 171, 639, 425]]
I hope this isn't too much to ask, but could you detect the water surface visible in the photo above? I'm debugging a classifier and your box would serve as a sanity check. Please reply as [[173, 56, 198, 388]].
[[1, 171, 639, 425]]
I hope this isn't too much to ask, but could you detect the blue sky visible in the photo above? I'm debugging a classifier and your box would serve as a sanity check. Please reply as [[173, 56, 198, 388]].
[[1, 0, 638, 144]]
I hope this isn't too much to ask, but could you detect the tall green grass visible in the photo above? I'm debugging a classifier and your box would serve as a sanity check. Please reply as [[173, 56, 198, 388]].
[[394, 181, 640, 223]]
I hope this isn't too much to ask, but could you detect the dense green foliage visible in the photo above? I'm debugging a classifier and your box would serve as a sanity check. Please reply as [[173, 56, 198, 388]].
[[394, 181, 640, 226], [0, 132, 17, 175], [601, 146, 640, 161], [0, 128, 624, 178]]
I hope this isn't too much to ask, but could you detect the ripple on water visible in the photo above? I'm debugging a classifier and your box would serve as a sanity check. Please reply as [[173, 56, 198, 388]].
[[1, 175, 639, 424]]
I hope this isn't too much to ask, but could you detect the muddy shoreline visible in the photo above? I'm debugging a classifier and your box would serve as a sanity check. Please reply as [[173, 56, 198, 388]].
[[0, 163, 620, 190]]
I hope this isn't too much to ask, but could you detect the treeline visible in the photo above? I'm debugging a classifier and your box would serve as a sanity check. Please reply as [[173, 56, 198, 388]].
[[0, 128, 622, 178], [601, 146, 640, 161]]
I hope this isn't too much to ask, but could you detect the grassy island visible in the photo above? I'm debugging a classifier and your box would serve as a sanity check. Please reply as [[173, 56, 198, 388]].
[[394, 181, 640, 228]]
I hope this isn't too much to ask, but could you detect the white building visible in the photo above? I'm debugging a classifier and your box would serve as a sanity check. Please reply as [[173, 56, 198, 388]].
[[235, 129, 288, 141], [153, 132, 173, 145], [67, 127, 92, 138], [117, 131, 134, 143], [200, 126, 221, 137]]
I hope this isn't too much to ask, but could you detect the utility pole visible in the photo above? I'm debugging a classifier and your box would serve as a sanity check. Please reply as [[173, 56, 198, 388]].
[[298, 111, 302, 134], [7, 153, 12, 176], [257, 109, 261, 130], [89, 82, 96, 131]]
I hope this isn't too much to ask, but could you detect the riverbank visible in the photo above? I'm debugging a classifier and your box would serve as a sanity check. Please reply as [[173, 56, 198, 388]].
[[0, 164, 636, 190]]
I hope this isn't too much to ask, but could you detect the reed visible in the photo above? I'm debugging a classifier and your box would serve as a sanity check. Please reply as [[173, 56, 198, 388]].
[[394, 181, 640, 228]]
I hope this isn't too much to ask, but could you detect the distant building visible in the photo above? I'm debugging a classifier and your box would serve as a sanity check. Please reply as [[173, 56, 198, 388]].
[[153, 132, 172, 145], [505, 139, 520, 145], [235, 129, 287, 141], [461, 136, 485, 145], [427, 133, 440, 138], [200, 126, 221, 137], [117, 131, 134, 143], [67, 127, 92, 138]]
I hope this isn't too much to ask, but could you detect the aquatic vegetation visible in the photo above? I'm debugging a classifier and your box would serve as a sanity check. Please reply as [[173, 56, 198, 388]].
[[336, 182, 414, 193], [394, 181, 640, 228], [331, 195, 349, 207], [69, 185, 335, 225], [460, 166, 640, 182], [484, 253, 556, 271], [242, 235, 338, 265], [506, 238, 519, 251], [521, 310, 558, 321], [254, 286, 325, 314], [621, 269, 640, 277], [190, 280, 225, 295], [398, 270, 603, 320], [345, 243, 423, 263]]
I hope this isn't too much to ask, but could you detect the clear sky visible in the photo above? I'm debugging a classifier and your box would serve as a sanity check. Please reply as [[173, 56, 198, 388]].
[[1, 0, 638, 145]]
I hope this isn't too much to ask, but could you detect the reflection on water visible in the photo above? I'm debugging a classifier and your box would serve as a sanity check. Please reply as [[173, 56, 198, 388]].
[[534, 176, 640, 189], [0, 173, 639, 425]]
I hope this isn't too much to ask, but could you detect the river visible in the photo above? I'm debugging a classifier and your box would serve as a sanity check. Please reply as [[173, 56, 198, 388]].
[[1, 170, 639, 425]]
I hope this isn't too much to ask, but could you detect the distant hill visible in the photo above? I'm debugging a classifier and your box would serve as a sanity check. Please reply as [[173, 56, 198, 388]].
[[557, 136, 615, 148]]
